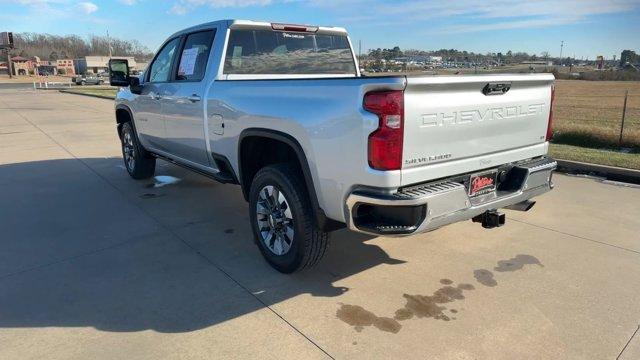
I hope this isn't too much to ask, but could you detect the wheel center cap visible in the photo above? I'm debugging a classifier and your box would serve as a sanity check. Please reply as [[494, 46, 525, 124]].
[[269, 211, 283, 229]]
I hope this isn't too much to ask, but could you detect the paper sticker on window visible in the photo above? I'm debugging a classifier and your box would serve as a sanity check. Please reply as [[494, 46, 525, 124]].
[[178, 47, 199, 76]]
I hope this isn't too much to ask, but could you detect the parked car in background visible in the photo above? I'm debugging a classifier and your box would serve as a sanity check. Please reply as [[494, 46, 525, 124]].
[[109, 19, 556, 273], [73, 74, 104, 85]]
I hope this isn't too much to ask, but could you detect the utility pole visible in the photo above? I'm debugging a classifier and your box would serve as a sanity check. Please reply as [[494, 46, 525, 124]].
[[1, 31, 14, 78], [559, 41, 564, 63], [619, 90, 628, 145], [5, 49, 12, 78], [107, 30, 112, 58]]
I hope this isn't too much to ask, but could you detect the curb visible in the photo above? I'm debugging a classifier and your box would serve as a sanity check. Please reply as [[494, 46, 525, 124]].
[[555, 159, 640, 184], [58, 90, 115, 100]]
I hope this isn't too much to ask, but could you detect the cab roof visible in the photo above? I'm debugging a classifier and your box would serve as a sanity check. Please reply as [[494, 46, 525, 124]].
[[169, 19, 349, 39]]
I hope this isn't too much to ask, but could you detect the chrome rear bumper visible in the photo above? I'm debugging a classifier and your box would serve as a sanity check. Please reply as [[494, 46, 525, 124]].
[[345, 157, 556, 236]]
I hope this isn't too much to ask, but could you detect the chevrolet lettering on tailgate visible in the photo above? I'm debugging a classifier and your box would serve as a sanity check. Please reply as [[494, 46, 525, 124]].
[[421, 103, 545, 127]]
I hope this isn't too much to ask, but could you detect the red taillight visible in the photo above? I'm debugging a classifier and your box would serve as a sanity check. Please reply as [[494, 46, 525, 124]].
[[364, 90, 404, 171], [546, 85, 555, 141]]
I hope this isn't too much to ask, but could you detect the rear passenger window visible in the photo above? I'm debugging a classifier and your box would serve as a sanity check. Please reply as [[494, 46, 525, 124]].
[[176, 30, 216, 81]]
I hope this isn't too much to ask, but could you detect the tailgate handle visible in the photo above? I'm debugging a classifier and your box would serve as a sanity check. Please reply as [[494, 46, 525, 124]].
[[482, 82, 511, 95]]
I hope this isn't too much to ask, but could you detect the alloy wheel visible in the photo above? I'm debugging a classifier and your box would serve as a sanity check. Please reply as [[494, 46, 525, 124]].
[[122, 129, 136, 172], [256, 185, 294, 256]]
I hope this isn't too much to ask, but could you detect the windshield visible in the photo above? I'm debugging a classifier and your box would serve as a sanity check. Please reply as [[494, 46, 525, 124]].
[[224, 29, 356, 75]]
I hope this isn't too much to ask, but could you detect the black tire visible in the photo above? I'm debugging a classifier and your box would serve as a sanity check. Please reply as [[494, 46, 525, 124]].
[[120, 121, 155, 180], [249, 164, 329, 273], [80, 80, 86, 86]]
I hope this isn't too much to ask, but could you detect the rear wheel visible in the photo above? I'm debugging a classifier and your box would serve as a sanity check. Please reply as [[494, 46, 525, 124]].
[[249, 164, 329, 273], [120, 122, 155, 180]]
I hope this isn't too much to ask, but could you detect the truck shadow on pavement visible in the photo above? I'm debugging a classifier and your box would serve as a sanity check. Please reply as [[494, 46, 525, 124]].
[[0, 157, 408, 333], [0, 157, 545, 334]]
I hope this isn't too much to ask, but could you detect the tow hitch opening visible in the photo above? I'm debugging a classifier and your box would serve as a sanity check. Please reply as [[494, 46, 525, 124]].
[[473, 210, 505, 229]]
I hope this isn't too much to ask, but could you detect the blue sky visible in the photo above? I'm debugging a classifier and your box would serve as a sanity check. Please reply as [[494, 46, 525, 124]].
[[1, 0, 639, 59]]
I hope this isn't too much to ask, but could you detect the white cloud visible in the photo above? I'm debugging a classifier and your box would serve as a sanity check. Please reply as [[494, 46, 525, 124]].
[[309, 0, 640, 32], [119, 0, 137, 5], [169, 4, 187, 14], [77, 1, 98, 14], [9, 0, 68, 5], [164, 0, 640, 29], [185, 0, 274, 7], [168, 0, 281, 14], [6, 0, 100, 15]]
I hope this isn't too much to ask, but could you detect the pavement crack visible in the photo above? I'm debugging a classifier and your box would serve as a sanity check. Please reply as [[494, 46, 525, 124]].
[[511, 219, 640, 256], [0, 236, 151, 281], [617, 325, 640, 360]]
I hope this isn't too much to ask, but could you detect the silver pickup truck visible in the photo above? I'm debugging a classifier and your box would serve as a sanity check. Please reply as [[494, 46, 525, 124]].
[[108, 19, 556, 273]]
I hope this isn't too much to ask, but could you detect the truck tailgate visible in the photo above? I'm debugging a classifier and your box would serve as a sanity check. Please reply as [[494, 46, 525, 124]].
[[401, 74, 554, 185]]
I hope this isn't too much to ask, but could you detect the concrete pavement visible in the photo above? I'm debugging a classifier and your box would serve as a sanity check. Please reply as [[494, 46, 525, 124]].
[[1, 88, 639, 359]]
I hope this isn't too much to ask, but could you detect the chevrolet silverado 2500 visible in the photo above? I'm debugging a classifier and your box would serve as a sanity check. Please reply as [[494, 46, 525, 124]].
[[108, 20, 556, 273]]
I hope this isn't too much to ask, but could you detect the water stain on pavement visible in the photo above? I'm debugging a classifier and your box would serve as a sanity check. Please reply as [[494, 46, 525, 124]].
[[474, 269, 498, 287], [337, 254, 543, 333], [396, 282, 475, 322], [494, 254, 543, 272], [145, 175, 181, 189], [336, 304, 401, 334]]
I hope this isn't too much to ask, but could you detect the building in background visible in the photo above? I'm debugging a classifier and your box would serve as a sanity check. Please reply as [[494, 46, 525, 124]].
[[56, 59, 75, 75], [37, 60, 57, 75], [9, 56, 40, 76], [74, 56, 137, 75], [596, 55, 605, 70], [427, 56, 442, 65]]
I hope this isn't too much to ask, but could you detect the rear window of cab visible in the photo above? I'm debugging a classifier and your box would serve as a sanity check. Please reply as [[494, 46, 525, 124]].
[[224, 29, 356, 75]]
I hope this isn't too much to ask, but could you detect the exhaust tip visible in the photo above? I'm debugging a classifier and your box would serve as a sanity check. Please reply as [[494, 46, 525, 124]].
[[505, 200, 536, 212]]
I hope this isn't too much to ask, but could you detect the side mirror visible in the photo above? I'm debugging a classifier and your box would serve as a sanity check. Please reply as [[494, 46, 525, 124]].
[[129, 76, 143, 95], [108, 59, 130, 87]]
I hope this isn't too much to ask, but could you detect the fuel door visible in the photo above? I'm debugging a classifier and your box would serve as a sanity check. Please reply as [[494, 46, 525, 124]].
[[208, 114, 224, 135]]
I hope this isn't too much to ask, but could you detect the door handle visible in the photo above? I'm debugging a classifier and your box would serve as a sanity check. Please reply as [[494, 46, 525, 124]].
[[187, 94, 201, 103], [150, 93, 162, 100]]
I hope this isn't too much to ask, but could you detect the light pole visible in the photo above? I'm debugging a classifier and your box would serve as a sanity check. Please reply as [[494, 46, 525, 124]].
[[559, 41, 564, 63]]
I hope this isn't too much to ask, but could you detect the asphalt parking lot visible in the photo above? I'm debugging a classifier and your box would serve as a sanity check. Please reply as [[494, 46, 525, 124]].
[[1, 87, 640, 360]]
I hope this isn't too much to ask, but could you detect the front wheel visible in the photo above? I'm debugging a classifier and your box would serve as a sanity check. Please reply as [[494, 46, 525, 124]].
[[120, 122, 155, 179], [249, 164, 329, 273]]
